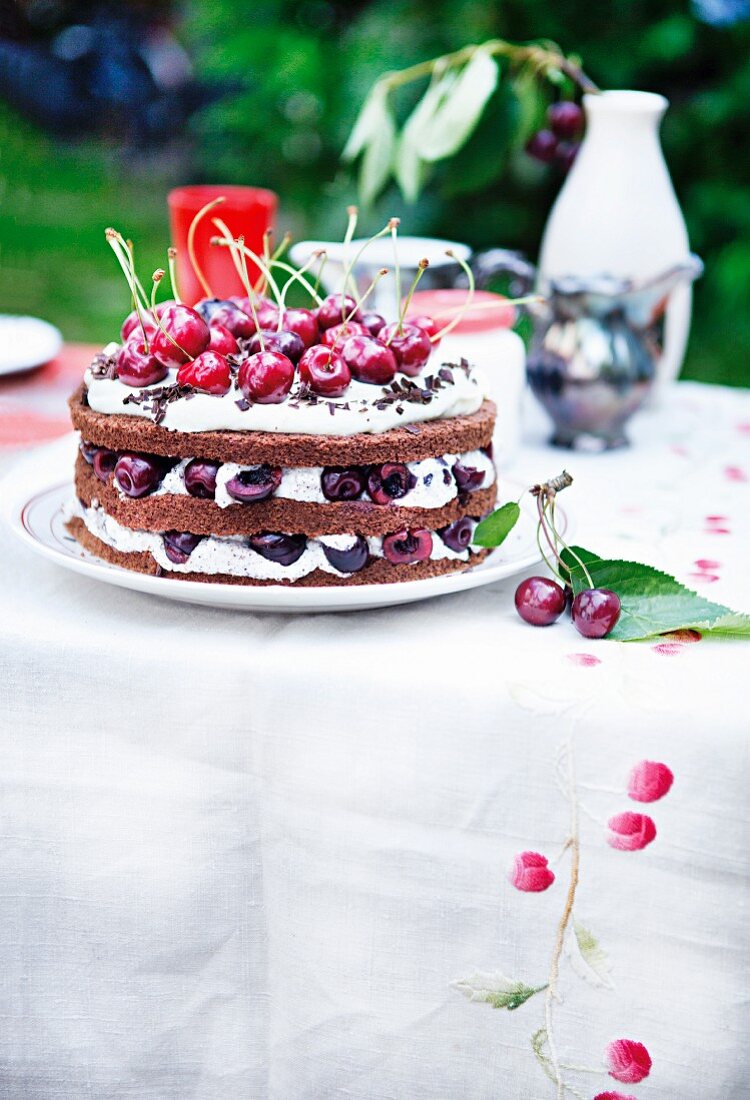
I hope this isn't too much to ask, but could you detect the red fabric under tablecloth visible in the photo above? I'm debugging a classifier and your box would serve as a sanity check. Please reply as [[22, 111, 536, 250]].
[[0, 344, 97, 450]]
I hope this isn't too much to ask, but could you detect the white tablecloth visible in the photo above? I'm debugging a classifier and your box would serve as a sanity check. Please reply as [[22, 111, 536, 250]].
[[1, 381, 749, 1099]]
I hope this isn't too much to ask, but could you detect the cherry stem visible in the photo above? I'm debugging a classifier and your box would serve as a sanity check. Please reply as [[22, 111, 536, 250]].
[[546, 500, 594, 589], [211, 217, 248, 295], [390, 218, 402, 333], [345, 267, 389, 324], [430, 293, 545, 320], [342, 205, 359, 302], [105, 228, 150, 350], [233, 235, 265, 353], [187, 196, 225, 299], [431, 250, 475, 342], [254, 231, 292, 295], [338, 217, 394, 321], [150, 268, 194, 361], [125, 239, 149, 311], [536, 495, 566, 584], [265, 259, 322, 305], [399, 258, 429, 326], [312, 250, 328, 297], [276, 250, 326, 332], [167, 247, 181, 304]]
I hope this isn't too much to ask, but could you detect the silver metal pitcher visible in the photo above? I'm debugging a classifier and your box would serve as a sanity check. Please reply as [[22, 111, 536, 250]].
[[474, 251, 704, 449]]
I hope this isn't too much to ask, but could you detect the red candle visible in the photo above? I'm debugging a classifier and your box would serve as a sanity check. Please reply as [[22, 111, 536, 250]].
[[168, 184, 278, 305]]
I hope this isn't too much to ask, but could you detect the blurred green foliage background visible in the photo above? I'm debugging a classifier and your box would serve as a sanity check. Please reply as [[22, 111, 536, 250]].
[[1, 0, 749, 386]]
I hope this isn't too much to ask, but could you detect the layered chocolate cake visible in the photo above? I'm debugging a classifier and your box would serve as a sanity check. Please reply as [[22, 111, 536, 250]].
[[66, 221, 498, 587]]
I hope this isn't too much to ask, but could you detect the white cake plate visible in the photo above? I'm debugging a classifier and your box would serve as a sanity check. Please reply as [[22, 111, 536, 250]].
[[4, 438, 566, 613], [0, 315, 63, 376]]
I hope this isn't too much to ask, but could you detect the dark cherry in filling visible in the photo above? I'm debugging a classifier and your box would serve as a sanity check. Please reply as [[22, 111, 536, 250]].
[[184, 458, 220, 500], [163, 531, 204, 564], [114, 453, 166, 498], [452, 461, 485, 494], [367, 463, 417, 505], [92, 447, 118, 482], [382, 528, 433, 565], [438, 517, 474, 553], [225, 465, 282, 503], [247, 532, 307, 565], [320, 467, 367, 501], [322, 536, 369, 574]]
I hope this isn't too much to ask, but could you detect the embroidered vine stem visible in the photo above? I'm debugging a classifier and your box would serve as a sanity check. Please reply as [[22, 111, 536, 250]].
[[544, 740, 580, 1099]]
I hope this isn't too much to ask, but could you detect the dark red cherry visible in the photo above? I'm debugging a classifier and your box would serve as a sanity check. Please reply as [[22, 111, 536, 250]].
[[196, 297, 254, 337], [238, 351, 295, 404], [360, 311, 386, 338], [162, 531, 203, 564], [317, 293, 361, 330], [525, 129, 558, 163], [120, 311, 156, 344], [116, 339, 168, 388], [382, 528, 433, 565], [151, 304, 210, 369], [208, 324, 239, 356], [380, 323, 432, 376], [92, 447, 117, 482], [453, 461, 485, 494], [282, 307, 319, 348], [438, 517, 474, 553], [514, 576, 566, 626], [298, 344, 351, 397], [230, 296, 279, 333], [341, 335, 397, 385], [246, 329, 305, 365], [247, 532, 307, 565], [571, 588, 621, 638], [79, 439, 98, 464], [548, 100, 584, 140], [225, 465, 282, 503], [408, 313, 441, 347], [322, 536, 369, 574], [114, 453, 165, 498], [555, 140, 580, 172], [184, 458, 220, 499], [367, 463, 416, 504], [320, 467, 366, 501], [120, 301, 172, 343], [321, 321, 369, 349], [177, 351, 231, 395]]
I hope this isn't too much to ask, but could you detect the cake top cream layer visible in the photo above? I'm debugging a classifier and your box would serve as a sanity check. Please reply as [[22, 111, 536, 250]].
[[84, 345, 485, 438]]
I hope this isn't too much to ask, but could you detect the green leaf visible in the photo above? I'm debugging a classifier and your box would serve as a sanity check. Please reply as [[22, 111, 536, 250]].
[[358, 99, 396, 206], [472, 501, 520, 548], [416, 49, 499, 163], [568, 919, 613, 989], [561, 546, 750, 642], [393, 72, 452, 202], [342, 85, 390, 162], [451, 970, 546, 1011]]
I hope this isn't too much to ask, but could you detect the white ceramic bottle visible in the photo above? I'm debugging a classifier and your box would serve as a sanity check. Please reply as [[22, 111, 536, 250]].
[[538, 90, 692, 384]]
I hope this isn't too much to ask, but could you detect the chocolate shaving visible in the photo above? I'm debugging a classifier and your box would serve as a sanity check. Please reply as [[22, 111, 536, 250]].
[[235, 397, 250, 411], [122, 381, 195, 425], [90, 351, 118, 380], [404, 423, 421, 435]]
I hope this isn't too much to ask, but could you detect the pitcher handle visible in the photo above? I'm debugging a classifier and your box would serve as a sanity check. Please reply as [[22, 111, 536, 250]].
[[470, 249, 537, 296]]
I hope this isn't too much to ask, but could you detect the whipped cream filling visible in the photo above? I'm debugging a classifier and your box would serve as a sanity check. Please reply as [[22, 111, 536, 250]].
[[84, 347, 484, 437], [137, 448, 495, 509], [71, 500, 479, 581]]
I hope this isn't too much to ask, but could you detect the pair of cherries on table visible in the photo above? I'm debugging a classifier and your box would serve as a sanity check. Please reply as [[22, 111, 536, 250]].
[[115, 293, 440, 403]]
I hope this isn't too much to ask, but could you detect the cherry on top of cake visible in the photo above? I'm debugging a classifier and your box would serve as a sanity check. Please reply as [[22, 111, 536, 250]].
[[96, 202, 525, 414]]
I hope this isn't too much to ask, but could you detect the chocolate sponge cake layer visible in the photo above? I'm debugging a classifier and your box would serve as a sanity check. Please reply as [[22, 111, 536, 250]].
[[75, 455, 497, 538], [70, 385, 496, 466], [66, 517, 491, 587]]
